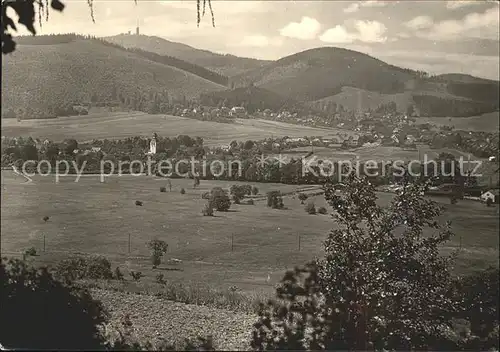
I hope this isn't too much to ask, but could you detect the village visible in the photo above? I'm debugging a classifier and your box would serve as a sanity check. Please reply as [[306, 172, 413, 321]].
[[172, 102, 499, 161]]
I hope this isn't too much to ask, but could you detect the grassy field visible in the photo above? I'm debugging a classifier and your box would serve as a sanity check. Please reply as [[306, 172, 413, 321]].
[[1, 111, 351, 146], [2, 170, 498, 294]]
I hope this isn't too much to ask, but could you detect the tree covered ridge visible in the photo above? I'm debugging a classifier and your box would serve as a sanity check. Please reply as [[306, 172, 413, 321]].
[[11, 33, 229, 86]]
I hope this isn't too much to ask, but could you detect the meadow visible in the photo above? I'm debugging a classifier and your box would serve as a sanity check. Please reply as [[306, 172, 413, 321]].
[[1, 170, 498, 294], [0, 111, 351, 146], [415, 111, 500, 132]]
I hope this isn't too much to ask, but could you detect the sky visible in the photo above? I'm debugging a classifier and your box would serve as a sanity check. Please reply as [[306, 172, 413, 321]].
[[8, 0, 500, 80]]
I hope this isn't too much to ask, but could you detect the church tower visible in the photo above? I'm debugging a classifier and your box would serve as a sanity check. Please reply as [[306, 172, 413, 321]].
[[149, 133, 157, 155]]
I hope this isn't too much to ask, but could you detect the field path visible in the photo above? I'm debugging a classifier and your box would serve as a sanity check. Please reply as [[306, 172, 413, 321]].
[[93, 288, 255, 350], [11, 166, 34, 184]]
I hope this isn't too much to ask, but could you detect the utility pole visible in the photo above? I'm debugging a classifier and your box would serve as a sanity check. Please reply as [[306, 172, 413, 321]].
[[43, 234, 46, 252]]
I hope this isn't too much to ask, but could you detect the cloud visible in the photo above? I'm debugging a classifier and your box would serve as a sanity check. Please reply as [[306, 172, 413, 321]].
[[354, 20, 387, 42], [361, 0, 388, 7], [320, 25, 356, 43], [376, 49, 499, 80], [238, 35, 283, 47], [426, 6, 499, 40], [320, 20, 387, 44], [445, 1, 483, 10], [405, 15, 434, 30], [280, 16, 321, 40], [342, 0, 388, 13], [343, 3, 360, 13]]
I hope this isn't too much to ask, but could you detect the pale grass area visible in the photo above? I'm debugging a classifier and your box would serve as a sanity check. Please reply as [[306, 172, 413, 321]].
[[1, 111, 347, 146]]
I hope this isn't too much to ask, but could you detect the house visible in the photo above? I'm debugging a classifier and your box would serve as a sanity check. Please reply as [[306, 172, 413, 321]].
[[230, 107, 246, 118], [343, 135, 360, 148], [481, 189, 499, 204]]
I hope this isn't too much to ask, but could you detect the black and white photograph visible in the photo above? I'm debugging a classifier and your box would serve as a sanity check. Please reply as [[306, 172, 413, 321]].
[[1, 0, 499, 350]]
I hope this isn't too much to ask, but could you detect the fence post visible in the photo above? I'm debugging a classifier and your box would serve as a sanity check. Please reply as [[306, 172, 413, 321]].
[[128, 234, 131, 254], [298, 235, 301, 252], [43, 234, 46, 252], [231, 234, 234, 252]]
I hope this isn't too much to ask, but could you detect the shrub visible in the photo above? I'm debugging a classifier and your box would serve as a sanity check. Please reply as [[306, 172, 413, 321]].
[[317, 206, 327, 214], [155, 273, 167, 285], [246, 199, 254, 205], [129, 271, 143, 282], [298, 193, 308, 204], [0, 258, 107, 350], [202, 202, 214, 216], [85, 255, 113, 280], [210, 187, 231, 211], [202, 192, 211, 200], [54, 255, 112, 282], [230, 185, 247, 203], [135, 200, 143, 206], [304, 201, 316, 214], [160, 186, 167, 193], [252, 186, 259, 195], [147, 239, 168, 269], [55, 257, 89, 282], [180, 188, 186, 194], [266, 191, 284, 209], [242, 184, 252, 195], [451, 267, 499, 350], [24, 247, 37, 257], [114, 267, 124, 281]]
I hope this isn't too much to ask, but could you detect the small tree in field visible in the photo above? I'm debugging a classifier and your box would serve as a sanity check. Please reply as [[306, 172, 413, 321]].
[[114, 267, 124, 281], [304, 201, 316, 214], [193, 176, 200, 188], [252, 175, 462, 351], [251, 186, 259, 195], [298, 192, 308, 204], [230, 185, 248, 204], [147, 239, 168, 269], [209, 187, 231, 211], [266, 191, 284, 209], [129, 271, 143, 282], [202, 202, 214, 216]]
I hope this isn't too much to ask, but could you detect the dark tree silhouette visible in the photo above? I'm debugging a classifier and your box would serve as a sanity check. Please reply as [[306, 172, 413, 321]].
[[0, 257, 108, 349], [2, 0, 214, 54]]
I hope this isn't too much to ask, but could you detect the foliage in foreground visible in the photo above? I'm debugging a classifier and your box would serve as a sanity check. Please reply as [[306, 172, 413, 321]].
[[0, 257, 107, 350], [1, 257, 219, 350], [252, 175, 499, 350]]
